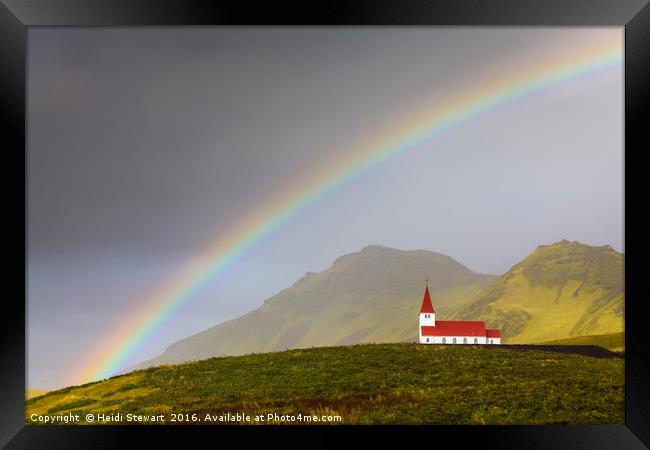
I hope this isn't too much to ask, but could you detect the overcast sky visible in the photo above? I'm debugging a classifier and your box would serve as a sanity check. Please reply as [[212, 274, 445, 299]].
[[27, 28, 623, 389]]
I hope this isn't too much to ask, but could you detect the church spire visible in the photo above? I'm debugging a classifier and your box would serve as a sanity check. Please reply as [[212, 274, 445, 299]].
[[419, 282, 435, 314]]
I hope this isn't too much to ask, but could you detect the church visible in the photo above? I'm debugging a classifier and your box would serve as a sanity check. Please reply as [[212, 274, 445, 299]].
[[418, 283, 501, 345]]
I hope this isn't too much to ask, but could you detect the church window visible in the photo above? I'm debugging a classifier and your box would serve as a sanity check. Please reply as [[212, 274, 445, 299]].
[[442, 338, 446, 343], [463, 338, 467, 344], [490, 339, 493, 344], [453, 338, 456, 344], [426, 338, 429, 343], [474, 338, 478, 344]]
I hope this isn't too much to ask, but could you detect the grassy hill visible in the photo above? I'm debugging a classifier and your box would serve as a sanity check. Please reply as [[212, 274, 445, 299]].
[[26, 343, 623, 425], [26, 389, 49, 400], [535, 331, 624, 353], [133, 245, 495, 370], [450, 241, 624, 343]]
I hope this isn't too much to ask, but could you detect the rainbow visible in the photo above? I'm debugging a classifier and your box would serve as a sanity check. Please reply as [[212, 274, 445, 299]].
[[75, 36, 622, 385]]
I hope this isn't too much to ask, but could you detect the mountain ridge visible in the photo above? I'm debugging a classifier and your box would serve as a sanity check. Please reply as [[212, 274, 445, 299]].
[[131, 240, 623, 372], [450, 240, 624, 342], [132, 245, 496, 371]]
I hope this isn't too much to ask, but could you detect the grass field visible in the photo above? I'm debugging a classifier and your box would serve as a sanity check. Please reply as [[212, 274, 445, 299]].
[[26, 343, 623, 425]]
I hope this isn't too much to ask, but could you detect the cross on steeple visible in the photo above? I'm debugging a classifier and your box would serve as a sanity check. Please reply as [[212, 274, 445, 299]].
[[425, 278, 429, 286]]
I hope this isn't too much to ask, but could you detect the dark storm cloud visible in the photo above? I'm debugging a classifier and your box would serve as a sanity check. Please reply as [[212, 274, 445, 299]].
[[28, 28, 569, 261]]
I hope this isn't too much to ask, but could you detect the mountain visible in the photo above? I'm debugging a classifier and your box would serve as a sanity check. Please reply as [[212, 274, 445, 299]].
[[450, 240, 624, 343], [133, 245, 496, 369]]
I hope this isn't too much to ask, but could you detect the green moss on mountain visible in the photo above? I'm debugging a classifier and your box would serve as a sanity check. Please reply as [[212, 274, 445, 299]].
[[451, 241, 624, 343]]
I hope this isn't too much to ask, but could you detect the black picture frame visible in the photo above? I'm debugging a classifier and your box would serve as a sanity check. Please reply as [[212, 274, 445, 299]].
[[2, 0, 648, 448]]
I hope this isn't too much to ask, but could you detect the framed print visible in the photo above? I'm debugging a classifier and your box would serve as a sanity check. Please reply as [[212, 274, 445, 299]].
[[2, 0, 649, 448]]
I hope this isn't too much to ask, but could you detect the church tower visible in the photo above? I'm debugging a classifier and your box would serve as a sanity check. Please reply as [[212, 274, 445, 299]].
[[418, 281, 436, 343]]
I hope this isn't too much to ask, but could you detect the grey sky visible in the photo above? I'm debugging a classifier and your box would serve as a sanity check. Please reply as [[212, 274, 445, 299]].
[[28, 28, 623, 389]]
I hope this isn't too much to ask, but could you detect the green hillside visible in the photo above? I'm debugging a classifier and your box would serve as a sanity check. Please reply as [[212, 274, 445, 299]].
[[451, 241, 624, 343], [26, 344, 623, 425], [133, 245, 495, 369], [535, 331, 624, 352], [26, 389, 49, 400]]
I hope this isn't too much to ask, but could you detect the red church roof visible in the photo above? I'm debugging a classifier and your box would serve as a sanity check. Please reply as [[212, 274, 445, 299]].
[[421, 320, 487, 337], [486, 329, 501, 338], [419, 286, 435, 314]]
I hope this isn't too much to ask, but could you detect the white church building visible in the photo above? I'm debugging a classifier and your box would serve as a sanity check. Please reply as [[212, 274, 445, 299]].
[[419, 284, 501, 345]]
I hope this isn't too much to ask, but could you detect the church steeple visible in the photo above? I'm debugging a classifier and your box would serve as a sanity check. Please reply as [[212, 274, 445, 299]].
[[419, 283, 435, 314], [418, 281, 436, 339]]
